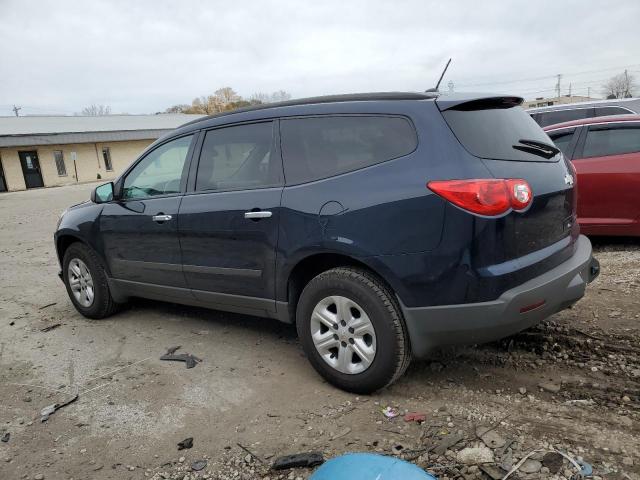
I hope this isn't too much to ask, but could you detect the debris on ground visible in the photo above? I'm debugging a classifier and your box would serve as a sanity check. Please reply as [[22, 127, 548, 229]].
[[237, 442, 264, 464], [457, 445, 495, 465], [310, 453, 435, 479], [160, 346, 201, 369], [40, 323, 61, 333], [40, 393, 78, 422], [404, 412, 427, 423], [39, 302, 57, 310], [542, 451, 564, 473], [272, 452, 324, 470], [382, 406, 399, 419], [177, 437, 193, 450], [1, 432, 9, 443], [191, 460, 207, 471]]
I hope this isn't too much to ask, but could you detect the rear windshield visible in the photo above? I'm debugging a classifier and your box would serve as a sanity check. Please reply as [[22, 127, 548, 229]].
[[442, 105, 558, 161]]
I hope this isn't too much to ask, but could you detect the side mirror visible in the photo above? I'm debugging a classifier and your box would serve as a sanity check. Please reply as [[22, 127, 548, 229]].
[[91, 182, 114, 204]]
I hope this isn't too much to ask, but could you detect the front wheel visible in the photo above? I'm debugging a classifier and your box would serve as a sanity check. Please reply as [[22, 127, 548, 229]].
[[62, 242, 121, 319], [296, 267, 411, 393]]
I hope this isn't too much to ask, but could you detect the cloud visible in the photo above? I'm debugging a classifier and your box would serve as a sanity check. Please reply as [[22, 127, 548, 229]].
[[1, 0, 638, 114]]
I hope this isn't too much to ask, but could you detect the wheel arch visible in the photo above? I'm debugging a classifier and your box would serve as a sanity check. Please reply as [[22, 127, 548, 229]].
[[282, 252, 400, 324]]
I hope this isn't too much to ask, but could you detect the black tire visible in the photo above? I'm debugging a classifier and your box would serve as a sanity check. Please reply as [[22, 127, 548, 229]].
[[296, 267, 411, 393], [62, 242, 121, 319]]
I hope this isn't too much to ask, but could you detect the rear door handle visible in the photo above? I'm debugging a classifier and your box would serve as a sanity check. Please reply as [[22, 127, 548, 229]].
[[152, 214, 172, 222], [244, 211, 272, 219]]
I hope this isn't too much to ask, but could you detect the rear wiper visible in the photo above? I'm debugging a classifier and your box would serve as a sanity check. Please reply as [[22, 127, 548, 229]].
[[512, 139, 560, 159]]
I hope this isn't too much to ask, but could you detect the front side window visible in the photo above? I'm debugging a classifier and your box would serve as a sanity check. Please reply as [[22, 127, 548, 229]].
[[582, 124, 640, 158], [53, 150, 67, 176], [102, 147, 113, 171], [122, 135, 193, 199], [548, 129, 576, 158], [280, 116, 417, 185], [196, 122, 279, 192]]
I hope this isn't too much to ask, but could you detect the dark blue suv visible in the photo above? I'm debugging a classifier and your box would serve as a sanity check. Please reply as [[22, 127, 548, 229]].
[[55, 92, 599, 393]]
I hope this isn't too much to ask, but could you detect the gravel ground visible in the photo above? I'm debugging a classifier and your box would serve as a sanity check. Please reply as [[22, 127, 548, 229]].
[[0, 183, 638, 480]]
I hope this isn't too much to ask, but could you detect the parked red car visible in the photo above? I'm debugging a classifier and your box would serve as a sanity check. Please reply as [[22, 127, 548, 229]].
[[545, 115, 640, 236]]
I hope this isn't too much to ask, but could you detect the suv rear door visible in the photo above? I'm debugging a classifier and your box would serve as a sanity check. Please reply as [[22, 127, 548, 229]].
[[572, 121, 640, 230], [178, 121, 283, 313]]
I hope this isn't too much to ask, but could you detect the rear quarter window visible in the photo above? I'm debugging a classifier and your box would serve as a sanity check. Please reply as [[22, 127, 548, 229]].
[[280, 116, 417, 185], [547, 128, 576, 157]]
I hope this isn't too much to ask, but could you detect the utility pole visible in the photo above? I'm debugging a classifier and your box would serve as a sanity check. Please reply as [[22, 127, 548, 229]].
[[556, 74, 562, 100], [568, 82, 572, 99], [12, 105, 21, 117], [624, 69, 630, 97], [587, 87, 591, 99]]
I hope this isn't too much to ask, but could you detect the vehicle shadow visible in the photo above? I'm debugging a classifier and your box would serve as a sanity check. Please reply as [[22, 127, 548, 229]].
[[124, 297, 299, 341]]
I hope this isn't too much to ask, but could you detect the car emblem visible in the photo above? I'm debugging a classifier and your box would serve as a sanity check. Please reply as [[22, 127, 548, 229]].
[[564, 174, 574, 186]]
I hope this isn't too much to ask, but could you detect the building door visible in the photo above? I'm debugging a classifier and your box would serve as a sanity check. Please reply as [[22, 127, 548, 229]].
[[18, 151, 44, 188], [0, 156, 7, 192]]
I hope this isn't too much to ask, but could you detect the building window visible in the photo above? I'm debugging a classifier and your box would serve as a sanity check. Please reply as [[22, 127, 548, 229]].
[[53, 150, 67, 176], [102, 147, 113, 171]]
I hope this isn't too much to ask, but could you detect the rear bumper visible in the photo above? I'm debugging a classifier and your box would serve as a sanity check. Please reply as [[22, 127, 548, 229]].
[[401, 234, 598, 357]]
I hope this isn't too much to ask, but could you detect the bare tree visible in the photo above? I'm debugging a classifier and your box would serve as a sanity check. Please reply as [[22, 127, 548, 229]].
[[249, 92, 270, 104], [164, 104, 191, 114], [80, 104, 112, 116], [167, 88, 293, 115], [270, 90, 291, 103], [602, 71, 637, 99]]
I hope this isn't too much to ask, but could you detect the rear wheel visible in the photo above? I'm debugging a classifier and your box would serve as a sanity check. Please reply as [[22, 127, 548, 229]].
[[296, 267, 411, 393], [62, 243, 120, 319]]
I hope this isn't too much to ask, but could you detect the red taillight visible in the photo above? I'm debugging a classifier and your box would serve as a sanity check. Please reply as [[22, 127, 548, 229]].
[[427, 179, 533, 217]]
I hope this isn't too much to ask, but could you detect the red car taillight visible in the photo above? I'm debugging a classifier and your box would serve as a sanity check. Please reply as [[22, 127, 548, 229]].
[[427, 179, 533, 217]]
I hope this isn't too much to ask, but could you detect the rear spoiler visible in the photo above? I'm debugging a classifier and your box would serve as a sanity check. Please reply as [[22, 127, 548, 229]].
[[436, 94, 524, 112]]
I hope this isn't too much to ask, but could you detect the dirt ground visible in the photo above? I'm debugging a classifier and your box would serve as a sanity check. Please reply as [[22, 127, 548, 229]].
[[0, 183, 638, 480]]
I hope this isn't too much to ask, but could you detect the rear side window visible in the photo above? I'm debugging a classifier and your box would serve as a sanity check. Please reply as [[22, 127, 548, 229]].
[[536, 108, 593, 127], [594, 106, 632, 117], [547, 128, 576, 157], [196, 121, 281, 192], [442, 105, 558, 161], [280, 116, 417, 185], [582, 124, 640, 158]]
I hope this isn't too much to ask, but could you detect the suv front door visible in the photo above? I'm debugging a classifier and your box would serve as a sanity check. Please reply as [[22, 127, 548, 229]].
[[100, 134, 196, 288], [179, 121, 283, 313]]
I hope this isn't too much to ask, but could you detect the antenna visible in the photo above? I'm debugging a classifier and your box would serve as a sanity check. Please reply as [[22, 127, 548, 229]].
[[426, 58, 452, 92]]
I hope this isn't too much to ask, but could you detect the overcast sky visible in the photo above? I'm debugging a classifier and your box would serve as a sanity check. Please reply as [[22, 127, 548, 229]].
[[1, 0, 639, 116]]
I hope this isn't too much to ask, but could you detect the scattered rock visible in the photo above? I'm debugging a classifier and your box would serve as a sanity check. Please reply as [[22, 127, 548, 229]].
[[432, 433, 464, 455], [34, 474, 44, 480], [622, 457, 634, 466], [457, 445, 494, 465], [330, 427, 351, 440], [520, 459, 542, 474], [476, 426, 506, 449], [518, 387, 527, 395], [542, 451, 564, 474], [479, 464, 507, 480], [192, 460, 207, 471], [538, 382, 561, 393]]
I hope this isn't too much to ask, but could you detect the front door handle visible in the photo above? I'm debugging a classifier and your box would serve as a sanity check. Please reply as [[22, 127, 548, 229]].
[[244, 211, 272, 219], [152, 214, 172, 222]]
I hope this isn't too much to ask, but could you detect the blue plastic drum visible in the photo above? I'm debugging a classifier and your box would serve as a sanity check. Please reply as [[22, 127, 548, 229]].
[[310, 453, 437, 480]]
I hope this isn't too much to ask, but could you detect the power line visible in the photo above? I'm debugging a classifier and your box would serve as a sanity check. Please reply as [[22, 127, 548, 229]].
[[456, 63, 640, 88]]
